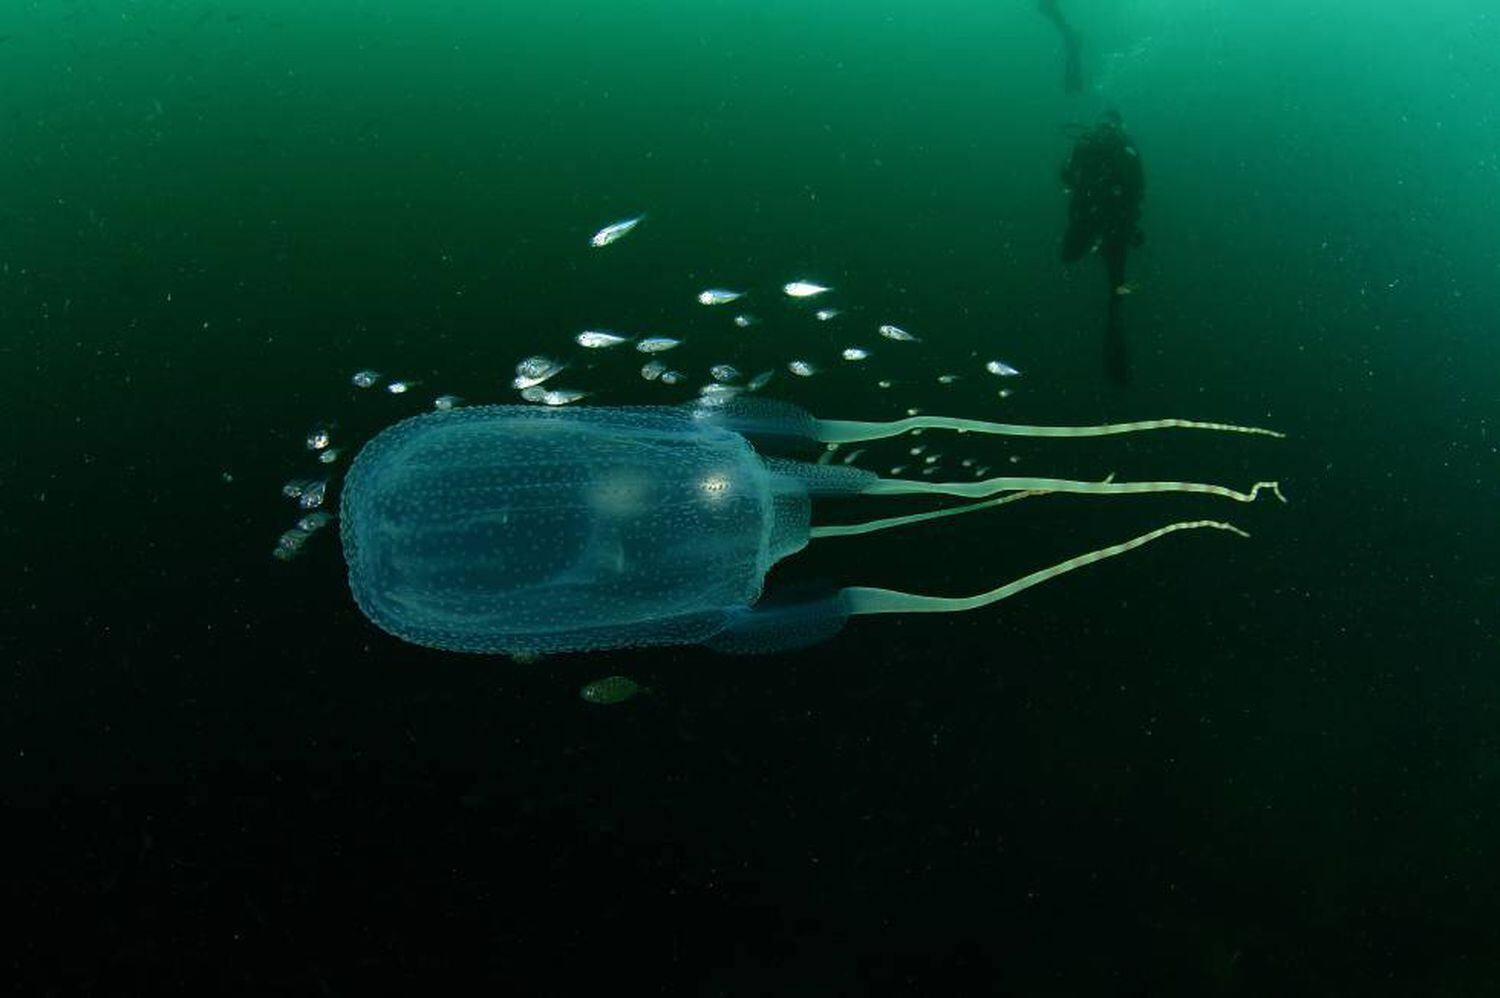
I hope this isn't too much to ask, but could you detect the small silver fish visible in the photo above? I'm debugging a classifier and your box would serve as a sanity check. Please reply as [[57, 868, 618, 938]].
[[924, 454, 941, 465], [351, 369, 381, 389], [783, 280, 831, 298], [787, 359, 818, 377], [298, 479, 328, 510], [697, 289, 743, 305], [876, 379, 893, 389], [272, 528, 312, 560], [937, 374, 960, 384], [281, 479, 310, 499], [386, 379, 417, 394], [840, 448, 866, 465], [985, 359, 1021, 376], [699, 383, 742, 401], [317, 447, 341, 465], [997, 388, 1014, 399], [659, 370, 684, 385], [841, 347, 869, 361], [732, 314, 758, 328], [513, 356, 566, 389], [297, 511, 333, 532], [888, 465, 907, 475], [520, 386, 586, 405], [709, 364, 741, 383], [306, 425, 331, 451], [746, 370, 775, 391], [878, 324, 920, 342], [636, 337, 682, 353], [433, 394, 462, 411], [579, 675, 646, 704], [589, 214, 644, 248], [815, 308, 841, 321], [576, 330, 632, 349], [640, 360, 667, 381], [909, 446, 926, 456]]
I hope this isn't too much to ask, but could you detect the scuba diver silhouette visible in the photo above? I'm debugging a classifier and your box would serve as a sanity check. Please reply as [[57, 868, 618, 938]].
[[1038, 0, 1083, 95], [1059, 110, 1144, 385]]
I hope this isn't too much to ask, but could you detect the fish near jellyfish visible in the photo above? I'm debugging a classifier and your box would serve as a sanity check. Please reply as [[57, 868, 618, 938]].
[[337, 399, 1285, 657]]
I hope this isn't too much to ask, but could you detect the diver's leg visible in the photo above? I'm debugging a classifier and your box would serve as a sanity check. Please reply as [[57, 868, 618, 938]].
[[1061, 206, 1095, 263], [1102, 232, 1128, 289]]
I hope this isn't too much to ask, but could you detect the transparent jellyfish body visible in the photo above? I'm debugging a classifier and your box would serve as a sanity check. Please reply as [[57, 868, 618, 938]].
[[339, 401, 1283, 656]]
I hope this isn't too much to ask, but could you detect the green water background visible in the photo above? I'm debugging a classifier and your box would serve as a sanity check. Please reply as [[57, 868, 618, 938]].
[[3, 1, 1499, 992]]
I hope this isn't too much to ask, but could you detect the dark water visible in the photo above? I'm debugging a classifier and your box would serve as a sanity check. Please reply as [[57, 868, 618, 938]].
[[5, 1, 1499, 993]]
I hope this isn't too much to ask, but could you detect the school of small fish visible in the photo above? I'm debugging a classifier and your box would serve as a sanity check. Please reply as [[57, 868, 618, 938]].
[[275, 209, 1027, 567]]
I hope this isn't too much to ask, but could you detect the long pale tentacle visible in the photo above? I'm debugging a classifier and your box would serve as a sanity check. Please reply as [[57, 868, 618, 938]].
[[809, 489, 1046, 540], [842, 519, 1250, 616], [864, 476, 1286, 505], [814, 414, 1284, 444]]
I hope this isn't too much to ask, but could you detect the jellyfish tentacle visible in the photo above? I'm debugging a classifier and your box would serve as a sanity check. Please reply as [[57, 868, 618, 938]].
[[814, 415, 1285, 444], [864, 476, 1284, 504], [809, 489, 1047, 539], [841, 519, 1250, 616]]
